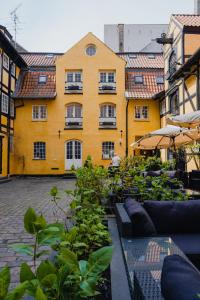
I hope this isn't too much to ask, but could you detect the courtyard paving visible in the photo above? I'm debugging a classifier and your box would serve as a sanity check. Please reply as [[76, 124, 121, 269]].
[[0, 177, 76, 287]]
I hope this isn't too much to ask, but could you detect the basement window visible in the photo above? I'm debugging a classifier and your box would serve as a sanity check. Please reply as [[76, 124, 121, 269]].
[[38, 75, 47, 84], [134, 75, 143, 84]]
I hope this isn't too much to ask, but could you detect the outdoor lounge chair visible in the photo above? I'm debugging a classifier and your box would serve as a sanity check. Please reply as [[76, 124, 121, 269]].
[[115, 198, 200, 260]]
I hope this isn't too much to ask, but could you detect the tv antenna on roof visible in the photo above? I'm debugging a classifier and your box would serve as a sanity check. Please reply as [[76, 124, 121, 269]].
[[10, 3, 22, 48]]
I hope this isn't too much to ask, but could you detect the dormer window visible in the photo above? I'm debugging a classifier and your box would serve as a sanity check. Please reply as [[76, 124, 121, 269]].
[[156, 76, 164, 84], [148, 54, 155, 59], [38, 75, 47, 84], [134, 75, 143, 84], [129, 54, 137, 59]]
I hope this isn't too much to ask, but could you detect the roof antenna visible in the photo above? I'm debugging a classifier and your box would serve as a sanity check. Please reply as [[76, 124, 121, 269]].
[[10, 3, 22, 48]]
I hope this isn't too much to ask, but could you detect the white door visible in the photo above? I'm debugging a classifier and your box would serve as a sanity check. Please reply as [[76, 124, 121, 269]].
[[65, 140, 82, 170]]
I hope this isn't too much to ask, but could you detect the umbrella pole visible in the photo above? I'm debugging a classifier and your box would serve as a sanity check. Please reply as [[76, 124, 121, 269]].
[[171, 137, 178, 169]]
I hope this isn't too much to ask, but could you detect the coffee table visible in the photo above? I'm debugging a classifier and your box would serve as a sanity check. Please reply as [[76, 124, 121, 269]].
[[121, 237, 187, 299]]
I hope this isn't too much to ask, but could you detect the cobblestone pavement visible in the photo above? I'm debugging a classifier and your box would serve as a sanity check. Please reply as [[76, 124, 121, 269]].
[[0, 177, 76, 287]]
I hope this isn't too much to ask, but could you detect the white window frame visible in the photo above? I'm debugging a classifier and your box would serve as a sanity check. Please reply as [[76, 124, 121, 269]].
[[11, 63, 15, 76], [66, 104, 82, 118], [134, 75, 143, 84], [156, 76, 164, 84], [100, 72, 115, 83], [32, 105, 47, 121], [38, 75, 47, 84], [3, 53, 9, 70], [100, 104, 116, 118], [10, 99, 15, 117], [102, 142, 114, 160], [1, 93, 9, 114], [33, 142, 46, 160], [66, 72, 82, 83], [135, 106, 149, 120]]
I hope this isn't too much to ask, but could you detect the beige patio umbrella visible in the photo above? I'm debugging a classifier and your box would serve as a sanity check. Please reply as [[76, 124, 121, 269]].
[[131, 125, 200, 150], [166, 111, 200, 129]]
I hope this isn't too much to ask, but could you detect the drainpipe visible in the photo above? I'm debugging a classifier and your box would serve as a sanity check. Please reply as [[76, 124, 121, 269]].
[[125, 99, 130, 157], [197, 62, 200, 110], [7, 62, 13, 176]]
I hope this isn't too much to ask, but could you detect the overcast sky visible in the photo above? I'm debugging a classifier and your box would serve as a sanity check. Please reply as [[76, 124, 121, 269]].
[[0, 0, 194, 53]]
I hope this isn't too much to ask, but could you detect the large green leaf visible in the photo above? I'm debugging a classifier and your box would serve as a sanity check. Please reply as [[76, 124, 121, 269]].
[[34, 215, 46, 232], [88, 246, 113, 275], [10, 244, 33, 256], [79, 277, 99, 297], [36, 261, 56, 281], [24, 208, 37, 234], [5, 281, 28, 300], [20, 263, 35, 283], [0, 266, 10, 298], [79, 260, 88, 276], [35, 287, 47, 300], [41, 274, 57, 288], [58, 249, 78, 271]]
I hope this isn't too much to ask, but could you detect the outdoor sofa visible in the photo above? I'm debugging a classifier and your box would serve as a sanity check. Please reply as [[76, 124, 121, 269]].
[[115, 198, 200, 259], [161, 254, 200, 300]]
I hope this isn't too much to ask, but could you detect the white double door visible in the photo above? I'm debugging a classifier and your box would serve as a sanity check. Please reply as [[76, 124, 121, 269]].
[[65, 140, 82, 170]]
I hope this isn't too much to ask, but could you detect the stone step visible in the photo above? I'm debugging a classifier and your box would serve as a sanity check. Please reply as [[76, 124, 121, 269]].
[[0, 176, 11, 184], [62, 173, 76, 179]]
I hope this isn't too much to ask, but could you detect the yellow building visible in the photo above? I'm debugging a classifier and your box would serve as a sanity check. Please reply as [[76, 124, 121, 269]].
[[12, 33, 127, 174], [118, 53, 164, 156], [0, 26, 26, 177], [158, 14, 200, 168]]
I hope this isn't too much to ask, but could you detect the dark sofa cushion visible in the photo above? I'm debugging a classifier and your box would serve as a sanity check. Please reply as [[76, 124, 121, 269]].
[[143, 200, 200, 234], [161, 254, 200, 300], [124, 198, 156, 236], [143, 170, 162, 177], [171, 234, 200, 255]]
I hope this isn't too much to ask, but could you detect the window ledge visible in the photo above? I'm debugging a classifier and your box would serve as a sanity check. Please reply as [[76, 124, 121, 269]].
[[32, 119, 47, 122], [64, 127, 83, 130], [32, 158, 46, 160], [134, 119, 150, 122], [98, 91, 117, 95], [64, 91, 83, 94], [99, 127, 117, 130]]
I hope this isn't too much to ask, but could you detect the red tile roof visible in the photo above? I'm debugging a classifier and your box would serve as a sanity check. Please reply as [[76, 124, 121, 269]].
[[13, 70, 56, 99], [118, 53, 164, 69], [20, 53, 63, 66], [125, 70, 164, 99], [173, 15, 200, 27]]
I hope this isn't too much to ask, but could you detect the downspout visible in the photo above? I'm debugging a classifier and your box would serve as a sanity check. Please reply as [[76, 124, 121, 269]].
[[197, 61, 200, 110], [7, 62, 12, 176], [125, 99, 130, 157]]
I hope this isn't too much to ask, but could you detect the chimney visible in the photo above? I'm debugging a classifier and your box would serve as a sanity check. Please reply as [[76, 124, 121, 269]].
[[194, 0, 200, 15], [118, 24, 124, 52]]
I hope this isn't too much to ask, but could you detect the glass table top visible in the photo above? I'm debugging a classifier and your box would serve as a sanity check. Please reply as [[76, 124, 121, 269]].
[[121, 237, 186, 300]]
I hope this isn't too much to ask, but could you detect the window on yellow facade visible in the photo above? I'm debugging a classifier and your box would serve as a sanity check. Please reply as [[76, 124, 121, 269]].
[[99, 72, 115, 83], [102, 142, 114, 159], [100, 104, 116, 118], [34, 142, 46, 160], [66, 72, 82, 83], [32, 105, 47, 120], [66, 104, 82, 118], [1, 93, 9, 114], [3, 53, 9, 70], [135, 106, 149, 120]]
